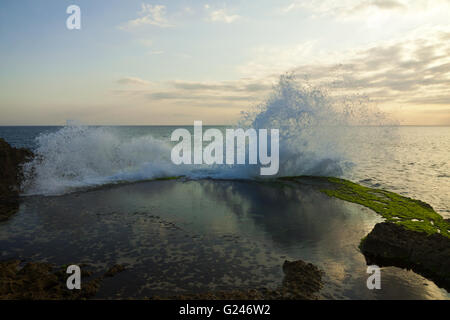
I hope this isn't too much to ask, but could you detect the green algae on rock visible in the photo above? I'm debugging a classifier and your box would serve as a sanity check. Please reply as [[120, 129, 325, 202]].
[[320, 177, 450, 239]]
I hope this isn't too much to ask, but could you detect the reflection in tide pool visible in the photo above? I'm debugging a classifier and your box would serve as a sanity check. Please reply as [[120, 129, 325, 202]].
[[0, 179, 448, 299]]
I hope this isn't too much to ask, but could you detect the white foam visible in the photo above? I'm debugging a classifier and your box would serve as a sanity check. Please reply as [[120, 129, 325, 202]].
[[22, 74, 389, 195], [22, 126, 185, 195]]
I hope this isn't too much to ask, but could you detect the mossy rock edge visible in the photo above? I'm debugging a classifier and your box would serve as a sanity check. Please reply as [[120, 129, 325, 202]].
[[279, 176, 450, 291]]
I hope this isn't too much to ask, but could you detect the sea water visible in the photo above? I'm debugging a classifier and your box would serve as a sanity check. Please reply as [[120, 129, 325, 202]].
[[0, 125, 448, 216]]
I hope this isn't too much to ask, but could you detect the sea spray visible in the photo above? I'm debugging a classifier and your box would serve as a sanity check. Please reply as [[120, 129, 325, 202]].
[[22, 125, 183, 195], [21, 74, 392, 195], [170, 121, 280, 175], [239, 73, 392, 177]]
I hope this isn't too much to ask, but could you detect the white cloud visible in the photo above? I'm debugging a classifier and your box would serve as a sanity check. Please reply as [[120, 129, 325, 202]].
[[113, 78, 273, 107], [238, 41, 319, 78], [117, 77, 151, 86], [239, 25, 450, 109], [207, 8, 241, 23], [282, 0, 450, 21], [119, 4, 173, 29]]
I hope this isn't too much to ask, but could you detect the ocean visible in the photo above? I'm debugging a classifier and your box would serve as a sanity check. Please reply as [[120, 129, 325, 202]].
[[0, 125, 448, 216]]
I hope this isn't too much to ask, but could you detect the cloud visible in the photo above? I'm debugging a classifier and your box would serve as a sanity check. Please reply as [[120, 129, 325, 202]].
[[113, 78, 273, 108], [298, 30, 450, 106], [170, 80, 271, 92], [113, 24, 449, 124], [369, 0, 405, 10], [239, 26, 450, 108], [237, 41, 319, 78], [115, 25, 450, 117], [281, 0, 449, 20], [119, 4, 173, 30], [283, 0, 406, 14], [346, 0, 406, 14], [206, 8, 240, 23], [117, 77, 151, 86], [147, 92, 253, 101]]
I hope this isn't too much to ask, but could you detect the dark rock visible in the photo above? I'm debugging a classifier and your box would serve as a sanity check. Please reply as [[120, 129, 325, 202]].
[[360, 222, 450, 291], [104, 264, 126, 277], [153, 259, 324, 300], [0, 199, 20, 222], [0, 138, 33, 221], [0, 260, 100, 300], [0, 260, 131, 300], [281, 260, 323, 299]]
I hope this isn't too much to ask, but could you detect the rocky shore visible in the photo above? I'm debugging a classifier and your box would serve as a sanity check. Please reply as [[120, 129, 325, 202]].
[[153, 260, 324, 300], [0, 258, 321, 300], [360, 222, 450, 291], [0, 138, 32, 221], [316, 177, 450, 292], [0, 260, 126, 299], [280, 176, 450, 292]]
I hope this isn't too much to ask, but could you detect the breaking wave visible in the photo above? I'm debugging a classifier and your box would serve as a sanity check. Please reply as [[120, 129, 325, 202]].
[[238, 73, 390, 177], [22, 126, 184, 195], [22, 74, 390, 195]]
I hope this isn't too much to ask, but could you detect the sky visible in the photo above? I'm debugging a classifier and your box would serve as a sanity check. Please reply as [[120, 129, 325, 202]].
[[0, 0, 449, 125]]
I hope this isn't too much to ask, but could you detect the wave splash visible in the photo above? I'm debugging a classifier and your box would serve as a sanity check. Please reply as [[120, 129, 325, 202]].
[[239, 73, 388, 177], [22, 74, 389, 195], [22, 126, 183, 195]]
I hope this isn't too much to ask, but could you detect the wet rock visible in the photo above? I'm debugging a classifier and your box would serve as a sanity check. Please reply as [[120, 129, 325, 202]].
[[0, 138, 33, 221], [0, 260, 100, 300], [360, 222, 450, 291], [0, 199, 20, 222], [0, 260, 131, 300], [281, 259, 324, 299], [153, 259, 324, 300], [104, 264, 126, 277], [0, 138, 33, 198]]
